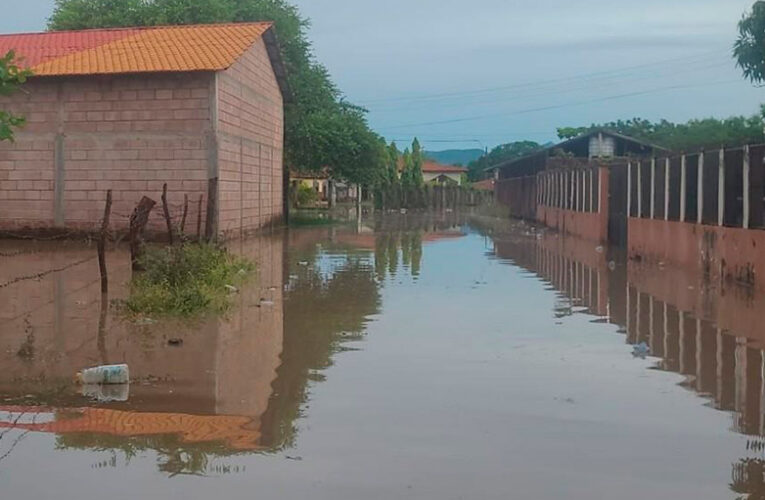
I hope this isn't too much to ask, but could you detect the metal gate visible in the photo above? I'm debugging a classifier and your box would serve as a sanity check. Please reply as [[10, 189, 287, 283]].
[[608, 163, 628, 247]]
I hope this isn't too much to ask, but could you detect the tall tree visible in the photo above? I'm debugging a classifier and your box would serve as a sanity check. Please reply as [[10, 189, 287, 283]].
[[400, 148, 413, 190], [410, 138, 424, 187], [0, 51, 31, 141], [48, 0, 385, 185], [735, 1, 765, 85], [386, 141, 400, 186]]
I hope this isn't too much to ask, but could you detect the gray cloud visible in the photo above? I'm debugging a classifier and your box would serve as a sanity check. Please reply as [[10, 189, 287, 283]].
[[0, 0, 761, 149]]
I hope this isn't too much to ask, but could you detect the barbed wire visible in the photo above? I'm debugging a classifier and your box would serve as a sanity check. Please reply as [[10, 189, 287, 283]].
[[0, 256, 96, 289]]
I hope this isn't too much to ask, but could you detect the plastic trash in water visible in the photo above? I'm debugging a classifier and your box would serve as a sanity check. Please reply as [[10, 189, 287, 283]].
[[77, 364, 129, 385], [632, 342, 650, 359], [82, 383, 129, 402]]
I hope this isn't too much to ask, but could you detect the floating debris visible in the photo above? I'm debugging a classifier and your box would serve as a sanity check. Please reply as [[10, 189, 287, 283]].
[[632, 342, 650, 359], [77, 364, 130, 385], [82, 383, 129, 402]]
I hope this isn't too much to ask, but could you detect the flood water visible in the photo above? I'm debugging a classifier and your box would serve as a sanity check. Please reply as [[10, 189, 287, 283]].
[[2, 212, 765, 499]]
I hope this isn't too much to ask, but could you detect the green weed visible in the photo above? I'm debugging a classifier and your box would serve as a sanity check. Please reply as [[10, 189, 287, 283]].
[[124, 244, 254, 317]]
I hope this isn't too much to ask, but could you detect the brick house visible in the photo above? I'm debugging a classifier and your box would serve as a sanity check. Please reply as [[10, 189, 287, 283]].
[[0, 22, 289, 239]]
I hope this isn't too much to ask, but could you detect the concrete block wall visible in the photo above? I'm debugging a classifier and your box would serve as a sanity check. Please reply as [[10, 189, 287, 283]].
[[0, 73, 214, 234], [216, 37, 284, 238]]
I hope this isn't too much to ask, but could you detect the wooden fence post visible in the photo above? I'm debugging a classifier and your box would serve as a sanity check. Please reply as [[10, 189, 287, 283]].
[[97, 190, 112, 294], [180, 193, 189, 236], [205, 177, 218, 242], [196, 194, 203, 242], [161, 183, 174, 245], [129, 196, 157, 271]]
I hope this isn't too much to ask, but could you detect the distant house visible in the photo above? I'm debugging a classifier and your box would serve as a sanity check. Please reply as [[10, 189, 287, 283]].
[[0, 23, 289, 239], [488, 130, 668, 180], [290, 170, 329, 202], [288, 169, 360, 206], [420, 160, 468, 185]]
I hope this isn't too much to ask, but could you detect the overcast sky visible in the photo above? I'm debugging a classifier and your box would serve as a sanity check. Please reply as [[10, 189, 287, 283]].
[[3, 0, 764, 150]]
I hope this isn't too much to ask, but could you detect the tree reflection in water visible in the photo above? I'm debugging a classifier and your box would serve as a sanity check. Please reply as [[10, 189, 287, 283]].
[[260, 240, 382, 452]]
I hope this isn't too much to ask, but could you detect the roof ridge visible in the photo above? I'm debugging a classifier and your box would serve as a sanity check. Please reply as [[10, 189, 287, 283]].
[[0, 21, 273, 38]]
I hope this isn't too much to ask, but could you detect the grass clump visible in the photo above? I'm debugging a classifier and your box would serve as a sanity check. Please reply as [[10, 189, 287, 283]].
[[125, 244, 254, 317]]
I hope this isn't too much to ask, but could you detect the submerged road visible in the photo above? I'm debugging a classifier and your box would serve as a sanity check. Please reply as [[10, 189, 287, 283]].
[[0, 213, 762, 499]]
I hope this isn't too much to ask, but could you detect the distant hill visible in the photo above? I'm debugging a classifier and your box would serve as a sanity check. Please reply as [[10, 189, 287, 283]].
[[425, 149, 484, 166]]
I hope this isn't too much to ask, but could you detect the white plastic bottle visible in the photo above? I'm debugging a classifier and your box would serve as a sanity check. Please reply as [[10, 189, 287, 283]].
[[76, 364, 130, 385]]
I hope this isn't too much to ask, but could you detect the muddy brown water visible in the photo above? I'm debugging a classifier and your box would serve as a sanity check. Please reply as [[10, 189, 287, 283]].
[[1, 213, 765, 499]]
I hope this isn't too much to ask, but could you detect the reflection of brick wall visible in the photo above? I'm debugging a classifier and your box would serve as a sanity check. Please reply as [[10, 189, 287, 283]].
[[216, 234, 284, 417], [0, 234, 285, 420], [628, 258, 765, 349]]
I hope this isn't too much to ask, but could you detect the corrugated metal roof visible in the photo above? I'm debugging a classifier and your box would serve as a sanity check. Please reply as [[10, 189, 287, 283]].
[[0, 23, 273, 76]]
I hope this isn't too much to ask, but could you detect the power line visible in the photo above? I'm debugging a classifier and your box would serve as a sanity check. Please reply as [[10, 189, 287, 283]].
[[356, 49, 731, 105], [377, 79, 743, 131], [370, 60, 733, 113]]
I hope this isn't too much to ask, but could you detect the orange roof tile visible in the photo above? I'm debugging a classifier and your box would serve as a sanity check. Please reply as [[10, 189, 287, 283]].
[[0, 23, 273, 77], [396, 158, 468, 174], [421, 160, 468, 174]]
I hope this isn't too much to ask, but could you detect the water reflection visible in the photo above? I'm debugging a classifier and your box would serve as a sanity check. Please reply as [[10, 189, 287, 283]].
[[488, 226, 765, 499], [0, 236, 288, 475], [0, 216, 466, 476]]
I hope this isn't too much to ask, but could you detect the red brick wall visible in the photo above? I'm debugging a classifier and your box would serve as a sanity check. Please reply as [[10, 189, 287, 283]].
[[628, 217, 765, 293], [0, 73, 213, 234], [216, 37, 284, 238]]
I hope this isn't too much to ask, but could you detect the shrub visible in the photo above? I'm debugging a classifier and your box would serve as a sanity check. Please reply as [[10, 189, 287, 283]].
[[124, 244, 254, 316], [296, 184, 319, 206]]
